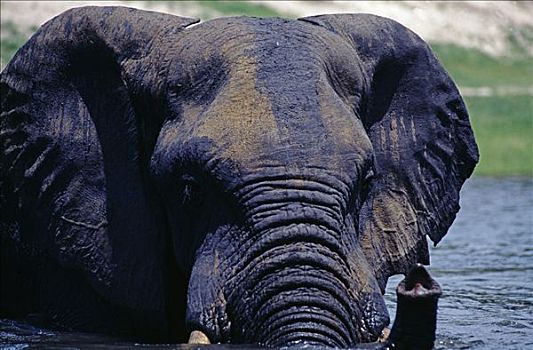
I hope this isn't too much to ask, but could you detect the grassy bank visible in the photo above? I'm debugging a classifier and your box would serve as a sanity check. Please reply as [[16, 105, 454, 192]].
[[465, 96, 532, 177], [432, 44, 532, 177], [193, 0, 281, 18], [432, 43, 532, 88], [0, 21, 34, 69]]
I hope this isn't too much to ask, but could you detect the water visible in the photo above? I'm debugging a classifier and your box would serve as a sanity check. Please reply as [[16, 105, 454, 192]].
[[385, 177, 533, 350], [1, 177, 532, 349]]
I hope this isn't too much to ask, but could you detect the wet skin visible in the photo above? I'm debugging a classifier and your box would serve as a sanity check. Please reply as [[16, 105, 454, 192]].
[[0, 7, 477, 347]]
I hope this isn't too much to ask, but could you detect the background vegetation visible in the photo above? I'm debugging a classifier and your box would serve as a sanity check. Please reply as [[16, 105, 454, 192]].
[[430, 44, 532, 177], [1, 1, 531, 177]]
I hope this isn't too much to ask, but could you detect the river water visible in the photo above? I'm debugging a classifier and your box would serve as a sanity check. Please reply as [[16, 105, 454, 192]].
[[1, 177, 532, 349], [386, 177, 533, 349]]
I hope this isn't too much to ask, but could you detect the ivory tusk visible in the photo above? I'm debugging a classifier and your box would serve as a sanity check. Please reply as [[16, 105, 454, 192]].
[[377, 327, 391, 343], [188, 330, 211, 344]]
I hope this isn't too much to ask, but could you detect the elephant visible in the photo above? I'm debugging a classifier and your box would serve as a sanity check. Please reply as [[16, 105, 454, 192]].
[[0, 6, 478, 348]]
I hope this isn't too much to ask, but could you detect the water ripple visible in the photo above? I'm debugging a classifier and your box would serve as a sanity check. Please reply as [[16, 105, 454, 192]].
[[386, 178, 533, 350]]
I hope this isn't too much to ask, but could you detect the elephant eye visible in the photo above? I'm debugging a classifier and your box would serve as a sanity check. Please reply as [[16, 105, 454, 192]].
[[361, 169, 374, 200], [179, 174, 201, 206], [364, 169, 374, 182]]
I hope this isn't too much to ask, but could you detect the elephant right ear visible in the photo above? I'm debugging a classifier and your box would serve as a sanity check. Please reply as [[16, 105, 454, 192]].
[[300, 14, 479, 289], [0, 6, 197, 315]]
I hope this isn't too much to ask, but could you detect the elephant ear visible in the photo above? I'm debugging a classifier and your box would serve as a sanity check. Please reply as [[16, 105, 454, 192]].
[[300, 14, 478, 288], [0, 7, 197, 317]]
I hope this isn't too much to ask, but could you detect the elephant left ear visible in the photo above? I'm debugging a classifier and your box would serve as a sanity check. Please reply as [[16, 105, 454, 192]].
[[300, 14, 479, 289]]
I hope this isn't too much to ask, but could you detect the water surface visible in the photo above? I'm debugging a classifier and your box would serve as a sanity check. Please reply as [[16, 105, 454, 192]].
[[1, 177, 532, 349], [385, 177, 533, 350]]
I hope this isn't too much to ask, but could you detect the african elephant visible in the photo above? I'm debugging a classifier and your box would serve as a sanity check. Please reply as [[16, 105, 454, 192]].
[[0, 6, 478, 347]]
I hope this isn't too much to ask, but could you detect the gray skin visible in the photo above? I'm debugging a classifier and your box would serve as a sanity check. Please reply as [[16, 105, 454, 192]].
[[0, 7, 478, 347]]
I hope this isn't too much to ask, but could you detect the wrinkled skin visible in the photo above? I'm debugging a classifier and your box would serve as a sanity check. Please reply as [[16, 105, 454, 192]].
[[0, 7, 478, 347]]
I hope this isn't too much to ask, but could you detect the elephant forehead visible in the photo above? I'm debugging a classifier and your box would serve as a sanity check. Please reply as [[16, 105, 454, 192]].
[[168, 17, 364, 91], [192, 55, 280, 165], [160, 17, 369, 174]]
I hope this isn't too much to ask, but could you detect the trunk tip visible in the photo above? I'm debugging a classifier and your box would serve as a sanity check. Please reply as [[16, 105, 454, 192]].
[[398, 264, 442, 298]]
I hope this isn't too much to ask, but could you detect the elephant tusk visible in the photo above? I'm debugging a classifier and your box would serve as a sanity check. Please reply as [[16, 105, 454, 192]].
[[188, 330, 211, 344], [377, 327, 390, 343]]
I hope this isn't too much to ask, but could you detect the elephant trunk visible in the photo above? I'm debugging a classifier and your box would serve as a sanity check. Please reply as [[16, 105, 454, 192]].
[[187, 178, 389, 346], [231, 224, 357, 347], [389, 264, 442, 350], [226, 179, 386, 346]]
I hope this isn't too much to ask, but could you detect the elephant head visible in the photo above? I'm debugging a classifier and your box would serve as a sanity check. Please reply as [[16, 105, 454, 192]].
[[0, 7, 478, 347]]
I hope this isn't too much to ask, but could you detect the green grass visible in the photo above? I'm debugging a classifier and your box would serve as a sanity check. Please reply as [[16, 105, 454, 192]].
[[0, 22, 34, 69], [431, 43, 533, 88], [194, 0, 283, 18], [465, 95, 532, 177], [132, 0, 285, 20], [430, 43, 532, 177]]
